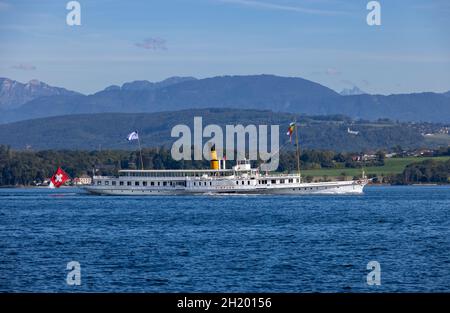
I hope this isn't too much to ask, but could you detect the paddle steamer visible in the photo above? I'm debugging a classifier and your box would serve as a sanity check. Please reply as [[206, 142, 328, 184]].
[[83, 147, 368, 195]]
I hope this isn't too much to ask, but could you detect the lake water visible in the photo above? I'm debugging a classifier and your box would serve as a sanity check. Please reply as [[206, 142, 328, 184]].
[[0, 186, 449, 292]]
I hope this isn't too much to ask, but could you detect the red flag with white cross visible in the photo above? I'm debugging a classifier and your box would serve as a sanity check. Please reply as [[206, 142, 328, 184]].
[[49, 167, 70, 188]]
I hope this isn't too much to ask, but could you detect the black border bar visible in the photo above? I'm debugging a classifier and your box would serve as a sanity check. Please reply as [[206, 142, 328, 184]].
[[1, 293, 449, 311]]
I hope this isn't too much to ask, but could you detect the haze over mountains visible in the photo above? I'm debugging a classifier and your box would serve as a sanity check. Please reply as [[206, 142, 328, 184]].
[[0, 75, 449, 123]]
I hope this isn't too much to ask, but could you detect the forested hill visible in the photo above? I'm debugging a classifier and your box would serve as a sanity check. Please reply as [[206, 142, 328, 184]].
[[0, 108, 430, 152]]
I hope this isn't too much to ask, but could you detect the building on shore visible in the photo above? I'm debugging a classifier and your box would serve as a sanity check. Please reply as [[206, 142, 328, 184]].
[[73, 175, 92, 185]]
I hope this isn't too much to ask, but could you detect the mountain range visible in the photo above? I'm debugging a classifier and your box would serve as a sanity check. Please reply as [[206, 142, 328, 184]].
[[0, 75, 449, 123], [0, 77, 80, 111]]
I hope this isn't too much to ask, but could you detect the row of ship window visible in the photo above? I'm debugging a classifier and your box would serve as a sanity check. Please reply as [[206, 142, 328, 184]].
[[98, 180, 186, 187], [97, 178, 299, 187], [124, 172, 230, 177], [257, 179, 297, 184], [98, 180, 214, 187]]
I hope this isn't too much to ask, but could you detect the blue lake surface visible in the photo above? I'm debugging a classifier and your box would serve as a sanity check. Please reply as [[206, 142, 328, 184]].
[[0, 186, 449, 292]]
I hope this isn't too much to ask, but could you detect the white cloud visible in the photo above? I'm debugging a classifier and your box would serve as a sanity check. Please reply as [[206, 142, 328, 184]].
[[217, 0, 346, 15], [11, 63, 37, 71], [135, 38, 167, 51], [325, 67, 340, 76]]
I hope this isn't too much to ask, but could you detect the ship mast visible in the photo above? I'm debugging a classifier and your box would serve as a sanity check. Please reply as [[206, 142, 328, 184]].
[[137, 132, 144, 170], [294, 119, 301, 182]]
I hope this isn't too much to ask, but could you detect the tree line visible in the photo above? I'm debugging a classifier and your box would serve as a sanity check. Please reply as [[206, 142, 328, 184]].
[[0, 145, 386, 186], [388, 159, 450, 184], [1, 145, 448, 186]]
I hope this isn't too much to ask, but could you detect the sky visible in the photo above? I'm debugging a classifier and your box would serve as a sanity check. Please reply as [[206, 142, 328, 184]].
[[0, 0, 449, 95]]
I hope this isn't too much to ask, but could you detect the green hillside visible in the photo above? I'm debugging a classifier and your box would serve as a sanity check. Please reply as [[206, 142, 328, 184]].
[[0, 109, 430, 152], [301, 156, 450, 177]]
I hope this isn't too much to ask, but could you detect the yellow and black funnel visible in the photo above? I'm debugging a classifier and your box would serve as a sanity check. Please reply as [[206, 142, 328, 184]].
[[210, 144, 219, 170]]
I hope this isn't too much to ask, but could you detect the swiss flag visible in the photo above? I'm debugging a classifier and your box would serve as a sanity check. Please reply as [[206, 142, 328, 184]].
[[50, 167, 70, 188]]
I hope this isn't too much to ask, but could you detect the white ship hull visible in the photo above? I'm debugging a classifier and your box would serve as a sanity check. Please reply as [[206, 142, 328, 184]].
[[83, 158, 368, 196], [83, 179, 367, 196]]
